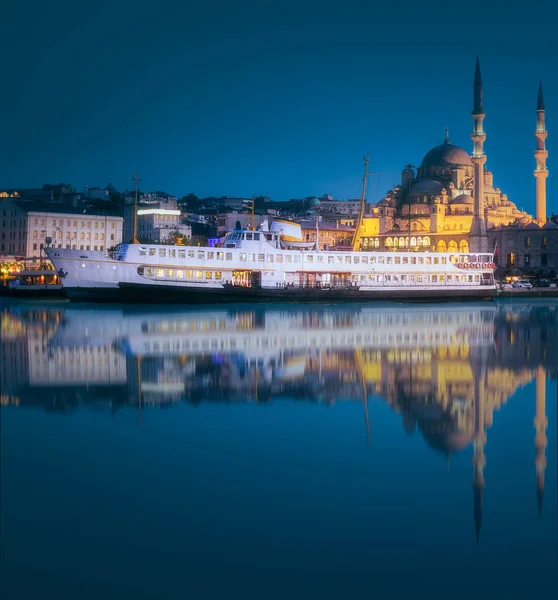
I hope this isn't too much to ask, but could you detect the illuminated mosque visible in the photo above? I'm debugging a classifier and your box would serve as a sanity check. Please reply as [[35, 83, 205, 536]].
[[358, 58, 556, 266]]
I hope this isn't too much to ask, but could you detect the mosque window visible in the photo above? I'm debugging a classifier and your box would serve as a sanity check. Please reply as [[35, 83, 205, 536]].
[[542, 236, 547, 249], [507, 253, 515, 267], [524, 254, 530, 266], [385, 237, 393, 247], [525, 237, 531, 248]]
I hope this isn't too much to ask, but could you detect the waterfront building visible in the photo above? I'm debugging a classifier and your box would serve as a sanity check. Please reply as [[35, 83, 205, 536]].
[[0, 199, 123, 260], [355, 59, 545, 256]]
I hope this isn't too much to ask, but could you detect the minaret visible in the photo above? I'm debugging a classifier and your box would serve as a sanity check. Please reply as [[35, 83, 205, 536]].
[[469, 57, 489, 252], [534, 366, 548, 517], [534, 82, 548, 224]]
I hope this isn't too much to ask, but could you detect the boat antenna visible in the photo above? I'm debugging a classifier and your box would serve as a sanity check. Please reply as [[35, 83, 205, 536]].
[[132, 170, 140, 243], [352, 154, 370, 251], [251, 195, 255, 230]]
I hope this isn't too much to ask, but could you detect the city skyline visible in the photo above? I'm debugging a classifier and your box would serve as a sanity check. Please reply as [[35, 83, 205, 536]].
[[1, 2, 557, 215]]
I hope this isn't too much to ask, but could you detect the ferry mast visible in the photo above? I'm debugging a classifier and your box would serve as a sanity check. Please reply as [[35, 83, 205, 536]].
[[351, 154, 371, 251]]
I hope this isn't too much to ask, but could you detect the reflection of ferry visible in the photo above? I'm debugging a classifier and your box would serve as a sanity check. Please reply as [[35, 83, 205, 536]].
[[45, 220, 497, 302]]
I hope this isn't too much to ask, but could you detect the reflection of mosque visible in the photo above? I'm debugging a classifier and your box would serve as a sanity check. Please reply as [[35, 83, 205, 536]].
[[1, 302, 556, 541]]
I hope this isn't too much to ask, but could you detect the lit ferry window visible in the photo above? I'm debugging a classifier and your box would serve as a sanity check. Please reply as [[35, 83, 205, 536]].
[[416, 275, 423, 283], [395, 257, 400, 265], [276, 255, 283, 263], [186, 270, 193, 278], [206, 272, 212, 279], [217, 252, 224, 260], [364, 256, 370, 264], [433, 257, 439, 265], [157, 269, 164, 276], [147, 268, 154, 276], [432, 275, 438, 283], [168, 269, 174, 277], [188, 250, 195, 259], [258, 254, 265, 262], [177, 270, 184, 278], [402, 257, 409, 264], [441, 257, 447, 264], [159, 248, 166, 257], [196, 271, 203, 279], [198, 251, 204, 259], [139, 247, 147, 256], [208, 251, 214, 259], [248, 253, 255, 262], [410, 257, 416, 264], [306, 255, 313, 263], [240, 253, 246, 261], [178, 249, 186, 259], [386, 257, 392, 265], [169, 249, 176, 257], [215, 271, 221, 279]]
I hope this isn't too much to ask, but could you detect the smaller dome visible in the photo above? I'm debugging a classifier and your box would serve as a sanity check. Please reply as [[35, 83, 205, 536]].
[[307, 197, 320, 206], [524, 222, 541, 229], [411, 179, 444, 195], [451, 193, 474, 205], [542, 221, 558, 229]]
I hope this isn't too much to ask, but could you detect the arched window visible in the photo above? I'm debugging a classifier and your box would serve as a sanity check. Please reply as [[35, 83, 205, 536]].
[[393, 237, 399, 247], [437, 240, 447, 252], [525, 237, 531, 248], [374, 238, 380, 248], [399, 237, 406, 247], [410, 236, 417, 247], [507, 252, 515, 267], [417, 236, 423, 246], [542, 236, 547, 249], [422, 236, 430, 247], [448, 240, 458, 252], [459, 239, 469, 252], [385, 237, 393, 247]]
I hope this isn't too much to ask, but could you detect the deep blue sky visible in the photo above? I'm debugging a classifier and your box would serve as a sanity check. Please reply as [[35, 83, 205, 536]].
[[1, 1, 557, 214]]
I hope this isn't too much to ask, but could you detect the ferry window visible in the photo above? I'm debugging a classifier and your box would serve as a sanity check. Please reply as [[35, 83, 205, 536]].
[[206, 271, 212, 279], [417, 257, 423, 264], [168, 269, 174, 277], [410, 257, 416, 264], [217, 251, 224, 260], [276, 255, 283, 263], [306, 255, 313, 263], [246, 233, 253, 240], [378, 257, 384, 264], [441, 257, 447, 264], [328, 256, 334, 264], [433, 257, 439, 265], [468, 275, 473, 282], [368, 275, 375, 282], [240, 253, 246, 261], [395, 257, 400, 265], [159, 248, 166, 257], [377, 274, 383, 283], [336, 256, 342, 264], [254, 233, 260, 240], [186, 270, 193, 278], [147, 268, 154, 276], [178, 249, 186, 259], [363, 256, 369, 264], [285, 255, 292, 263], [248, 253, 255, 262], [196, 270, 203, 279], [386, 257, 392, 265], [157, 268, 164, 277], [149, 248, 156, 256], [388, 275, 394, 282], [401, 275, 407, 283], [317, 255, 324, 263], [177, 270, 184, 278], [416, 275, 423, 283], [226, 253, 232, 260], [344, 256, 350, 264], [267, 255, 274, 262], [402, 257, 408, 265], [137, 267, 145, 276], [258, 253, 265, 262], [215, 271, 221, 279], [474, 275, 480, 282], [169, 249, 176, 257], [198, 251, 205, 259], [294, 256, 300, 263], [440, 275, 445, 282], [461, 275, 466, 282], [432, 275, 437, 283], [425, 257, 431, 265], [207, 251, 214, 259], [188, 250, 195, 259]]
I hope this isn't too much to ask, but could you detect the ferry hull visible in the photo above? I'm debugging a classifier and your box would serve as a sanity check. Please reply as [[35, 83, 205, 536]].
[[61, 283, 496, 304]]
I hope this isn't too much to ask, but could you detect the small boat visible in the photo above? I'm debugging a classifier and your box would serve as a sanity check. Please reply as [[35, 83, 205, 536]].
[[0, 269, 66, 298]]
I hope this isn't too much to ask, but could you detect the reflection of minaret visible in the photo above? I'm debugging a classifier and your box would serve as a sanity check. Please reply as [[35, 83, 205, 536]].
[[472, 359, 487, 544], [534, 366, 547, 517], [534, 82, 548, 224], [469, 57, 488, 253]]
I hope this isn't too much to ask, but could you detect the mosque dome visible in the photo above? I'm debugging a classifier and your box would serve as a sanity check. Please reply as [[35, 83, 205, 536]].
[[524, 222, 540, 230], [421, 140, 473, 169], [410, 179, 444, 195], [451, 193, 474, 205], [422, 429, 473, 455], [542, 221, 558, 229]]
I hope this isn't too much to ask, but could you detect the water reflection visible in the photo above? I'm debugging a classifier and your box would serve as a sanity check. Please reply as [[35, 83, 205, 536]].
[[1, 300, 557, 549]]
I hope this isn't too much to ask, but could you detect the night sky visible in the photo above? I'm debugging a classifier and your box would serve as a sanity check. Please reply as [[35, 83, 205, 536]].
[[1, 1, 557, 215]]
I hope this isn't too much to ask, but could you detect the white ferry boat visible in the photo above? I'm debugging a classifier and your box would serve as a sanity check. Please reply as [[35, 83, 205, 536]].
[[45, 220, 497, 303]]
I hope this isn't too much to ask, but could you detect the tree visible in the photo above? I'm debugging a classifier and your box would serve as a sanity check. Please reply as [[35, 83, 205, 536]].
[[179, 193, 200, 211]]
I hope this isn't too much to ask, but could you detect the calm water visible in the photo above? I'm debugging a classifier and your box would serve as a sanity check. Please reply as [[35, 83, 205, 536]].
[[1, 299, 557, 599]]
